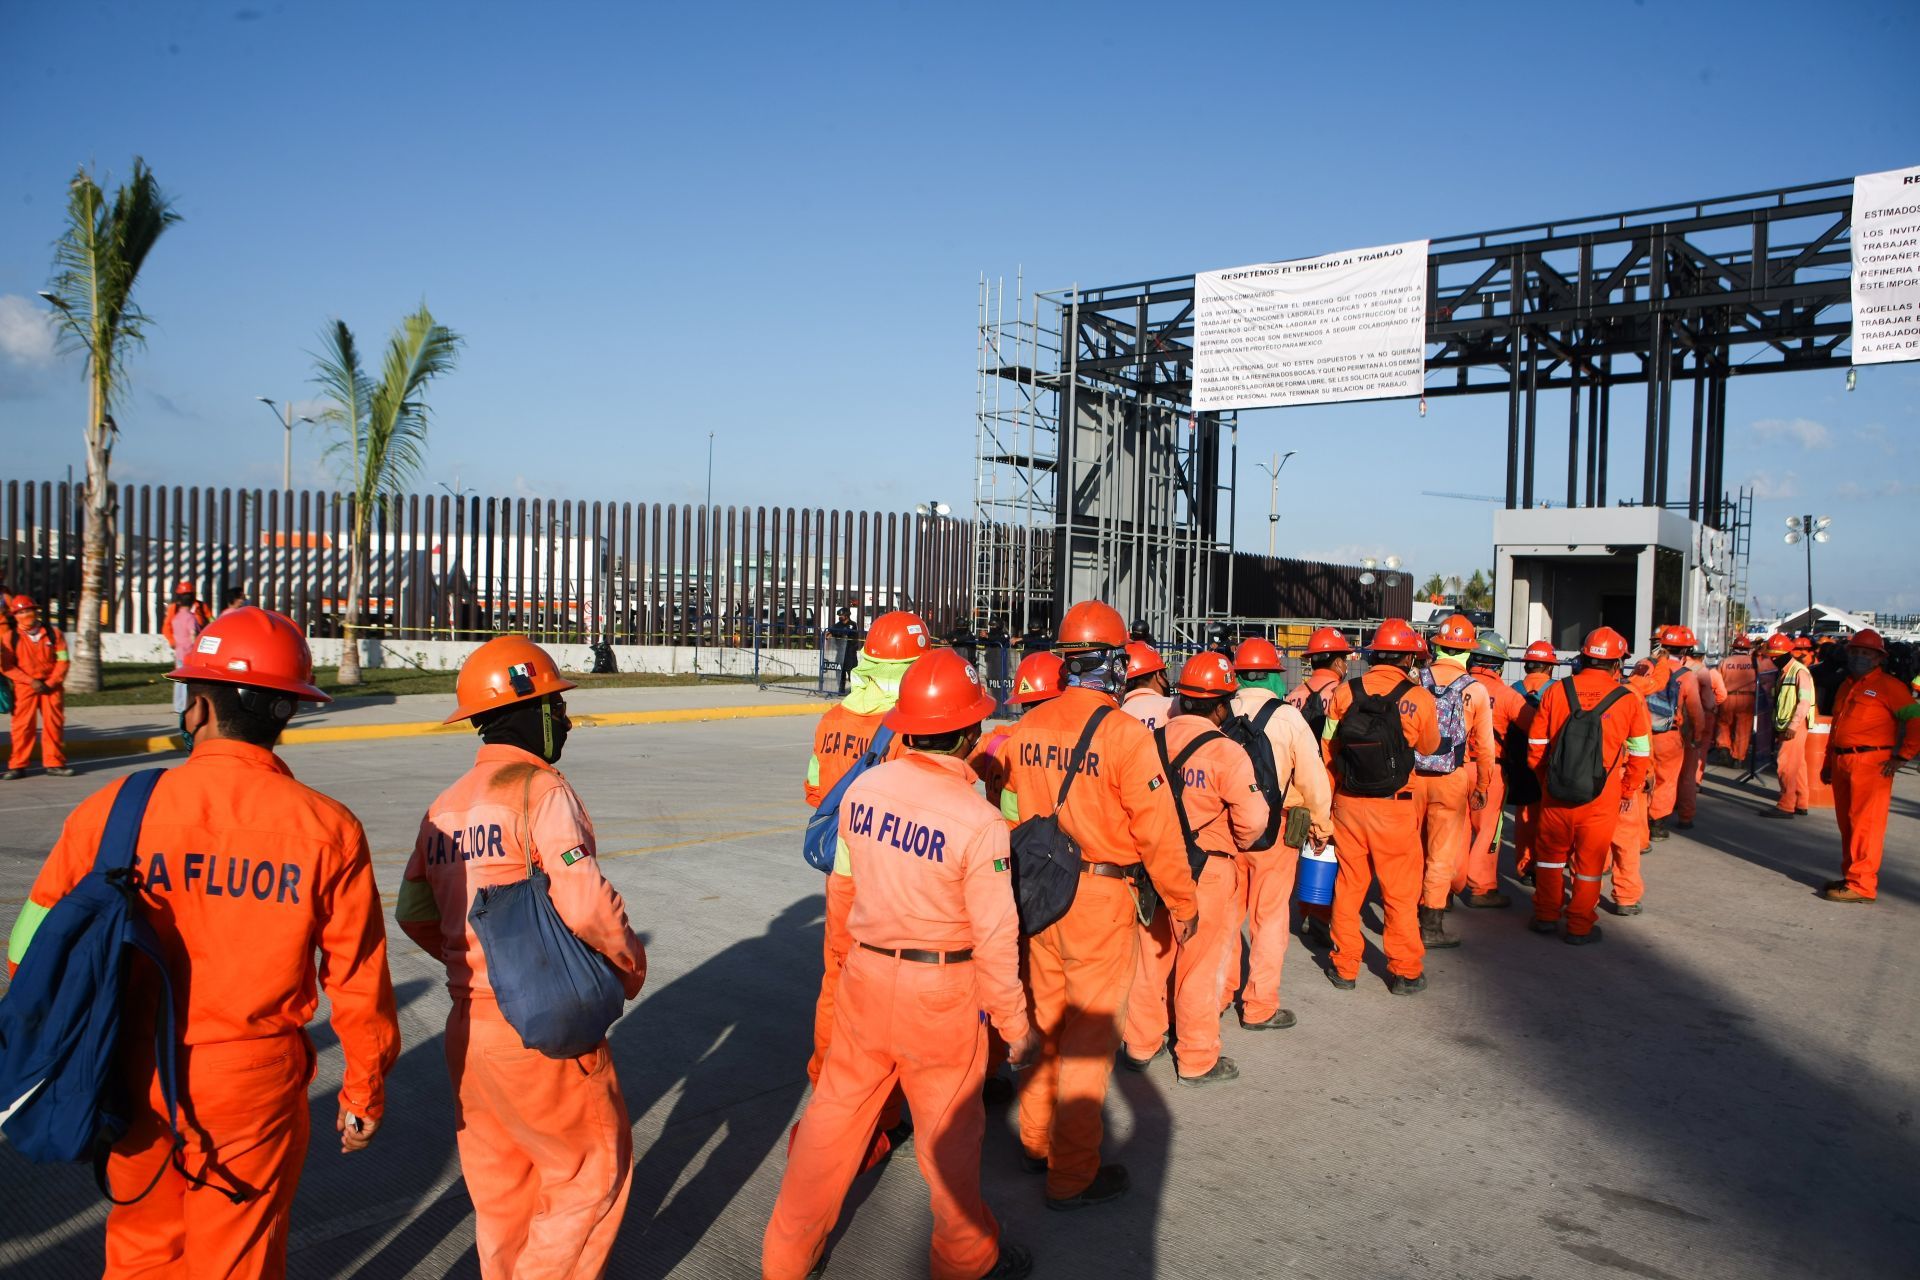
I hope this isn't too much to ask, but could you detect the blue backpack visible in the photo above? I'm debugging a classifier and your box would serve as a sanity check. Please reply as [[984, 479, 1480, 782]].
[[0, 769, 231, 1204], [803, 726, 894, 872], [1647, 671, 1681, 733], [1417, 668, 1472, 773]]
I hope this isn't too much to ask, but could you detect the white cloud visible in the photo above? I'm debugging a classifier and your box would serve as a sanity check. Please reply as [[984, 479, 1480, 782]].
[[1744, 470, 1801, 501], [1749, 417, 1831, 449], [0, 294, 58, 366]]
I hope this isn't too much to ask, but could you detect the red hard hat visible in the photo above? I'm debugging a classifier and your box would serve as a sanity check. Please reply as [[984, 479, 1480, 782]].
[[445, 634, 577, 723], [1057, 601, 1127, 650], [9, 595, 36, 614], [1581, 627, 1629, 661], [885, 649, 997, 734], [172, 580, 195, 596], [1233, 637, 1284, 671], [1732, 634, 1753, 650], [1011, 651, 1065, 705], [1303, 626, 1352, 657], [1125, 641, 1166, 678], [1663, 624, 1698, 651], [166, 606, 330, 703], [1434, 613, 1477, 650], [1765, 633, 1795, 656], [863, 610, 931, 661], [1175, 651, 1239, 698], [1368, 618, 1423, 654], [1523, 640, 1558, 664], [1848, 629, 1887, 653], [1793, 635, 1814, 652]]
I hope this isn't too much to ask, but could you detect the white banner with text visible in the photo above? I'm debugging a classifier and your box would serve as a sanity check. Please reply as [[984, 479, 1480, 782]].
[[1852, 164, 1920, 366], [1193, 239, 1428, 410]]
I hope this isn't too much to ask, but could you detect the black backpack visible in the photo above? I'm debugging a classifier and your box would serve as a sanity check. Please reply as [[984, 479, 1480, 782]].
[[1332, 678, 1417, 798], [1217, 700, 1287, 851], [1499, 718, 1541, 806], [1007, 706, 1111, 936], [1544, 677, 1630, 805], [1299, 680, 1332, 743], [1153, 725, 1229, 879]]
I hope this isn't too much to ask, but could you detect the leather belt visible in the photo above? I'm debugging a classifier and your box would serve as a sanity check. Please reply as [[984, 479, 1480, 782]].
[[858, 942, 973, 964], [1081, 860, 1137, 881], [1832, 745, 1893, 755]]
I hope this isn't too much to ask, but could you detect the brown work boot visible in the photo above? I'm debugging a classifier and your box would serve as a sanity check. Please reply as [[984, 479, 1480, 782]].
[[1045, 1163, 1130, 1211], [1820, 886, 1876, 903], [1419, 906, 1460, 948], [1462, 890, 1510, 909]]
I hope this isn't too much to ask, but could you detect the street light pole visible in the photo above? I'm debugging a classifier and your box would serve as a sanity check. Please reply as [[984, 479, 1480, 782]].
[[257, 397, 314, 492], [1253, 450, 1296, 557]]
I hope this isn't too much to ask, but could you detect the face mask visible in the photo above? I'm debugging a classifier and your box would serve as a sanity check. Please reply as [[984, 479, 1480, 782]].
[[1847, 654, 1877, 677]]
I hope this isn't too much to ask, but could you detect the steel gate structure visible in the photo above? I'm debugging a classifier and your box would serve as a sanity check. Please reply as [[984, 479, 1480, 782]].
[[976, 176, 1858, 644]]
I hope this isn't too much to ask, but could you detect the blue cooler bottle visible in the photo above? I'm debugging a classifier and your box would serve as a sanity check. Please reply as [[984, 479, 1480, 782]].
[[1297, 841, 1338, 906]]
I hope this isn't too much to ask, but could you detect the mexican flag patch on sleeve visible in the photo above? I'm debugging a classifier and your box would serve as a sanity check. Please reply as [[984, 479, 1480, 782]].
[[560, 846, 589, 867], [992, 858, 1010, 873]]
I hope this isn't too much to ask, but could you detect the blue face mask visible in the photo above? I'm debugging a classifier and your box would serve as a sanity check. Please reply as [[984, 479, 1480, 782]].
[[1847, 653, 1877, 678]]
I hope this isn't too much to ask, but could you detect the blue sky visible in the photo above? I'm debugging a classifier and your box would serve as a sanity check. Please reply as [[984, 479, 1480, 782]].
[[2, 0, 1916, 615]]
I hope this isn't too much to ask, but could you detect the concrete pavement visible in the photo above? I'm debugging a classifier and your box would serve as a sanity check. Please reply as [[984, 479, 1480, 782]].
[[1, 715, 1916, 1279]]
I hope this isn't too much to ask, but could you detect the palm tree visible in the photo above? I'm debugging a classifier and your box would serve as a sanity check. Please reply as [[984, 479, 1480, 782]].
[[43, 158, 180, 694], [1420, 573, 1447, 603], [311, 305, 462, 685]]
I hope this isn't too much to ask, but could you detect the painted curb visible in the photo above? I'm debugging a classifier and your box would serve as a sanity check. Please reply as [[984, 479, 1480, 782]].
[[6, 702, 820, 764]]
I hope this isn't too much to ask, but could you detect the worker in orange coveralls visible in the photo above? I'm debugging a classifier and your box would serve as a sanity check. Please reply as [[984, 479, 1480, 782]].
[[1817, 630, 1920, 903], [1716, 635, 1758, 765], [1225, 636, 1331, 1028], [1663, 627, 1712, 831], [1319, 619, 1441, 995], [3, 595, 74, 778], [1281, 627, 1350, 948], [763, 650, 1040, 1280], [1763, 632, 1815, 818], [1412, 614, 1496, 950], [1636, 627, 1685, 840], [971, 650, 1063, 806], [1525, 626, 1652, 943], [997, 601, 1196, 1209], [1121, 652, 1267, 1084], [7, 606, 399, 1279], [398, 636, 648, 1280], [162, 580, 212, 720], [1457, 630, 1528, 909], [801, 610, 929, 1147], [1508, 640, 1559, 880], [1119, 640, 1173, 729]]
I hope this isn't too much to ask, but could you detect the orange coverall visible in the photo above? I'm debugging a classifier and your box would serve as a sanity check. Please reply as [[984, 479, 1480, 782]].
[[1123, 715, 1269, 1076], [804, 703, 907, 1094], [1413, 660, 1496, 909], [1320, 669, 1442, 981], [1773, 657, 1816, 813], [1674, 662, 1711, 823], [1120, 688, 1174, 731], [1225, 687, 1331, 1020], [1716, 652, 1757, 760], [1824, 671, 1920, 898], [4, 620, 68, 769], [764, 751, 1030, 1280], [1526, 673, 1652, 936], [1510, 671, 1552, 875], [1609, 774, 1651, 909], [17, 740, 400, 1279], [998, 685, 1196, 1199], [399, 745, 648, 1280], [1461, 669, 1529, 896], [1635, 656, 1683, 823]]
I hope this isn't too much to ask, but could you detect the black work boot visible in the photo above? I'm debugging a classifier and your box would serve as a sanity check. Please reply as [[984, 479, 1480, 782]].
[[982, 1242, 1036, 1279], [1650, 818, 1671, 841], [1045, 1163, 1130, 1211], [1419, 906, 1460, 949], [1388, 972, 1427, 996], [1176, 1056, 1240, 1087]]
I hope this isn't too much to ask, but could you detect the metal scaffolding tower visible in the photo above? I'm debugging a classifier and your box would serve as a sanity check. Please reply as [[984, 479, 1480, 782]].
[[972, 274, 1058, 632]]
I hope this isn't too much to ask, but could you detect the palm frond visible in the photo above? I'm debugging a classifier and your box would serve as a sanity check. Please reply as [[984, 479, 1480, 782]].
[[363, 304, 462, 497], [309, 320, 375, 494]]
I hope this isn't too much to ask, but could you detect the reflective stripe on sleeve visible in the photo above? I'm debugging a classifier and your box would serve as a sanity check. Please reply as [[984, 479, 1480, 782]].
[[1625, 734, 1651, 756], [999, 788, 1020, 823], [806, 755, 822, 788], [1574, 874, 1604, 883], [395, 878, 440, 925], [1532, 861, 1568, 870], [6, 900, 51, 968], [1527, 738, 1550, 746]]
